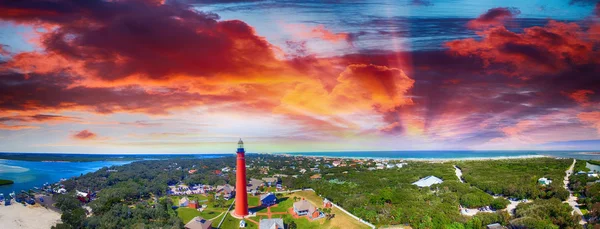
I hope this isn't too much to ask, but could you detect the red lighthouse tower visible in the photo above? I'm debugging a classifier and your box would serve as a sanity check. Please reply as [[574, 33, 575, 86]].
[[234, 138, 249, 217]]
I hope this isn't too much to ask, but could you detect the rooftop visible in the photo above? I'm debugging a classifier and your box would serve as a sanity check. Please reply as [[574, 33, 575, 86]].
[[412, 175, 443, 187]]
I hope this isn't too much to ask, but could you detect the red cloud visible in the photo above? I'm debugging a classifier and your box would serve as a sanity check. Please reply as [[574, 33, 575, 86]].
[[72, 130, 97, 140], [0, 0, 282, 83], [467, 7, 520, 29], [446, 20, 599, 78], [566, 89, 594, 106]]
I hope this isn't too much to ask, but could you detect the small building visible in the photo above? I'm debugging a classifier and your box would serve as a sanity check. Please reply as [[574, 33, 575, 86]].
[[216, 184, 235, 199], [259, 218, 284, 229], [310, 174, 322, 180], [323, 199, 333, 208], [179, 196, 189, 207], [260, 193, 277, 206], [189, 200, 199, 209], [299, 168, 307, 174], [486, 223, 506, 229], [538, 177, 552, 185], [188, 169, 197, 174], [332, 160, 341, 167], [412, 176, 443, 187], [184, 216, 212, 229]]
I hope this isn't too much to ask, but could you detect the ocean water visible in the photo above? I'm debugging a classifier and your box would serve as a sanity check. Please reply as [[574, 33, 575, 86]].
[[0, 159, 133, 196], [0, 153, 228, 196], [277, 150, 600, 160]]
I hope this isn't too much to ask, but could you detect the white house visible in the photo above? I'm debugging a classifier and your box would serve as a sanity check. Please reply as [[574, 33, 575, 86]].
[[412, 176, 443, 187], [538, 177, 552, 185], [179, 196, 189, 207]]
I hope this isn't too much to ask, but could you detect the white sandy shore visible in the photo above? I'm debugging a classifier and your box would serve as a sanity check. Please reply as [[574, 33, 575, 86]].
[[0, 204, 61, 229]]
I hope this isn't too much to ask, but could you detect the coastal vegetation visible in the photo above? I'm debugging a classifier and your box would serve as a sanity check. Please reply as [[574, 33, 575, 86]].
[[457, 158, 571, 200], [569, 160, 600, 228], [513, 198, 581, 228], [47, 155, 583, 229], [0, 179, 14, 186]]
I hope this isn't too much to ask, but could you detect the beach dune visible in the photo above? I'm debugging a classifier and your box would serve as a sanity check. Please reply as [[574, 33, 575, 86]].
[[0, 204, 61, 229]]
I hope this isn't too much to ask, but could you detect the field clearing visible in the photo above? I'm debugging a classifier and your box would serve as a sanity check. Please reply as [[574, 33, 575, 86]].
[[291, 190, 370, 229]]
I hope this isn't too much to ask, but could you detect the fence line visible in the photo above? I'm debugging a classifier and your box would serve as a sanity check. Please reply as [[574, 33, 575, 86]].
[[216, 199, 235, 228]]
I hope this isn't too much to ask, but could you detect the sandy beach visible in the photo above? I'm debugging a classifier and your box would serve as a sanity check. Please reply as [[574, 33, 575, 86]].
[[0, 204, 61, 229]]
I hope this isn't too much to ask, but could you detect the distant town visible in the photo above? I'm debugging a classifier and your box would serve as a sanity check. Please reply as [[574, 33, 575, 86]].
[[1, 141, 599, 229]]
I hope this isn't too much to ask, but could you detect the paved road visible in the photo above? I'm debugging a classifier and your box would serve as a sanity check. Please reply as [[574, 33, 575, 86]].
[[564, 159, 586, 225]]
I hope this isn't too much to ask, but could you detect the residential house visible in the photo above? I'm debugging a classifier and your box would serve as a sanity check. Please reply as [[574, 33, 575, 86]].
[[184, 216, 212, 229], [259, 218, 284, 229], [293, 199, 323, 220], [332, 160, 341, 167], [188, 169, 197, 174], [310, 174, 322, 180], [179, 196, 189, 207], [216, 184, 235, 199], [310, 168, 320, 173], [299, 168, 307, 174], [538, 177, 552, 185], [259, 193, 277, 206], [412, 176, 443, 187]]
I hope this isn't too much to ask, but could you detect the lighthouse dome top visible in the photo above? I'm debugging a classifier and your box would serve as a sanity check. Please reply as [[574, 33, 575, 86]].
[[237, 138, 244, 152]]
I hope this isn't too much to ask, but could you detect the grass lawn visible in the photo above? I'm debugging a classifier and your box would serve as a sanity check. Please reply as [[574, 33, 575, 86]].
[[199, 210, 222, 220], [210, 212, 227, 228], [219, 214, 258, 229], [248, 194, 259, 206], [270, 196, 293, 213], [176, 207, 202, 224]]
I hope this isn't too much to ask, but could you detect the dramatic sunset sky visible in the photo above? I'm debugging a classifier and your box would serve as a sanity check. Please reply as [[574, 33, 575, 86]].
[[0, 0, 599, 153]]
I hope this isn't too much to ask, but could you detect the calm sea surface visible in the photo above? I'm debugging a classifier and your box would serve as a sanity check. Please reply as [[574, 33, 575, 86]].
[[0, 159, 133, 196], [277, 151, 600, 160]]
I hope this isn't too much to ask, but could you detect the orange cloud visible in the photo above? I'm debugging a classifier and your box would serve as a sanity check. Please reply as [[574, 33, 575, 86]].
[[578, 112, 600, 133], [0, 123, 38, 130], [72, 130, 97, 140], [280, 64, 414, 116]]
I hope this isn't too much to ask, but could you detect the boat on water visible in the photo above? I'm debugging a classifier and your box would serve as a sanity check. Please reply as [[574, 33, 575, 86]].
[[9, 191, 15, 198], [0, 193, 4, 201]]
